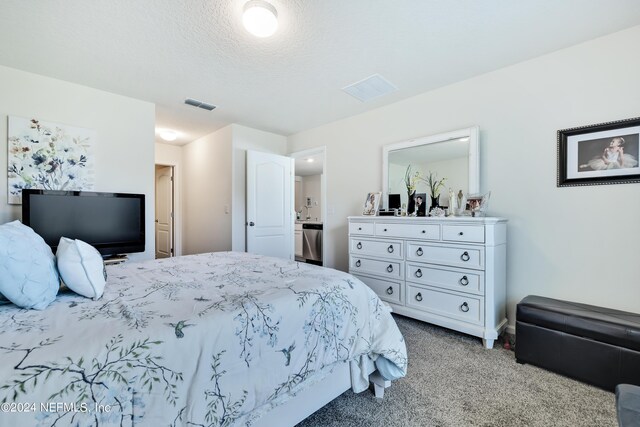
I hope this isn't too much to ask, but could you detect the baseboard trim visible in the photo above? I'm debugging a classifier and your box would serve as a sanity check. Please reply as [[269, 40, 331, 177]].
[[505, 324, 516, 336]]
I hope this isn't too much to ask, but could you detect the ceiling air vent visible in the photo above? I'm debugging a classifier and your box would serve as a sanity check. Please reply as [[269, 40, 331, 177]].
[[184, 98, 217, 111], [342, 74, 398, 102]]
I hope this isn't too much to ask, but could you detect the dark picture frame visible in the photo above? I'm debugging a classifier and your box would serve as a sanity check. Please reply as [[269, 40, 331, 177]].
[[557, 117, 640, 187]]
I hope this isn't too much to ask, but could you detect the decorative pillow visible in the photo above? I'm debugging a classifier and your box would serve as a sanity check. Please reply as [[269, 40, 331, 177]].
[[56, 237, 106, 300], [0, 220, 59, 310]]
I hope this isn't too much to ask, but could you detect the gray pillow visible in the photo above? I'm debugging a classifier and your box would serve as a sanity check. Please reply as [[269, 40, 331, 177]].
[[0, 221, 59, 309]]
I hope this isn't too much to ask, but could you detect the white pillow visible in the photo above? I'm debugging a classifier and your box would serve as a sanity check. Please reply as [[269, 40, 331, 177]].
[[0, 220, 59, 309], [56, 237, 106, 300]]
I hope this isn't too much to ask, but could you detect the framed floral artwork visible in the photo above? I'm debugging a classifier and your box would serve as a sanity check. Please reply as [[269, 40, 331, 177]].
[[557, 116, 640, 187], [8, 117, 96, 204]]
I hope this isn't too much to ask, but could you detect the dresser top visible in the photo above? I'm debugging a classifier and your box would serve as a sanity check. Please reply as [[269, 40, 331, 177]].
[[348, 215, 507, 224]]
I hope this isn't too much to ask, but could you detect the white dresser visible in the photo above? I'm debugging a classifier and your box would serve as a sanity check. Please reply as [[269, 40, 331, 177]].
[[348, 215, 507, 349]]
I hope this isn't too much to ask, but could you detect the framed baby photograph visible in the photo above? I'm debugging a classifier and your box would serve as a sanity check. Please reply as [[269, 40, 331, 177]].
[[557, 116, 640, 187], [362, 192, 382, 216]]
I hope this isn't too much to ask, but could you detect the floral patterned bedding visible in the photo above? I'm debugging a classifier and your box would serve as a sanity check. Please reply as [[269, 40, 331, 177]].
[[0, 252, 407, 426]]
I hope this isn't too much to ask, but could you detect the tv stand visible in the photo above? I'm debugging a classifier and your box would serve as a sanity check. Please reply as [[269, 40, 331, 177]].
[[103, 254, 128, 265]]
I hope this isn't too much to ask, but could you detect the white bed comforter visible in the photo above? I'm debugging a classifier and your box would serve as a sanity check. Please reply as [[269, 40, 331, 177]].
[[0, 252, 407, 426]]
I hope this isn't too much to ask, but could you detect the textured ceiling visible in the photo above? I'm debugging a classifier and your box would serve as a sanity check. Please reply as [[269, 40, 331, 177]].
[[1, 1, 640, 145]]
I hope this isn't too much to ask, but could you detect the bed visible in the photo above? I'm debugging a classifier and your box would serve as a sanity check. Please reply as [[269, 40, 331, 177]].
[[0, 251, 408, 426]]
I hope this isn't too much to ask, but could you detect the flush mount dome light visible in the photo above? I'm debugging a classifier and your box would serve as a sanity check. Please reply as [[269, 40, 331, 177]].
[[243, 0, 278, 38], [306, 158, 314, 163], [158, 130, 178, 142]]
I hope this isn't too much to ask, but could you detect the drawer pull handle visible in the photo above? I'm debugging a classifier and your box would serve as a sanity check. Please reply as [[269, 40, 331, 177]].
[[459, 232, 464, 236], [460, 251, 470, 262], [421, 230, 426, 234], [355, 260, 361, 267], [459, 275, 469, 286], [386, 264, 394, 273], [460, 302, 470, 313], [383, 228, 388, 232], [416, 247, 423, 256], [387, 245, 394, 253], [415, 269, 422, 278], [358, 227, 362, 231], [386, 286, 394, 295], [415, 293, 423, 302], [356, 242, 362, 249]]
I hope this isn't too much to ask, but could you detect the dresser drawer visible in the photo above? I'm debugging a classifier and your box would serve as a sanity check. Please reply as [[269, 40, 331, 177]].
[[406, 242, 484, 270], [349, 238, 403, 260], [352, 274, 402, 305], [442, 225, 485, 243], [349, 256, 403, 279], [349, 222, 374, 235], [375, 223, 440, 240], [406, 284, 483, 326], [406, 264, 483, 295]]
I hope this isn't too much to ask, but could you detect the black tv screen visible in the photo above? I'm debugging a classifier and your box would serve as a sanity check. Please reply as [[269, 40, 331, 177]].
[[22, 190, 145, 256]]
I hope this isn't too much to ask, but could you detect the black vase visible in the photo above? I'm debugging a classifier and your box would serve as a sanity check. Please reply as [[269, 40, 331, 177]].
[[430, 195, 440, 212]]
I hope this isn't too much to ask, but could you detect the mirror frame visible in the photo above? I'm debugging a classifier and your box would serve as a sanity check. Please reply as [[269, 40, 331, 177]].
[[382, 126, 480, 209]]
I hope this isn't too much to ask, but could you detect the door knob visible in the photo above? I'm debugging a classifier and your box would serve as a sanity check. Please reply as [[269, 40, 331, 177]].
[[248, 221, 255, 227]]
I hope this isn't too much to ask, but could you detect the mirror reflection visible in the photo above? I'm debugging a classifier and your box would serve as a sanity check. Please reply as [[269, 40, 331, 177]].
[[383, 127, 479, 214]]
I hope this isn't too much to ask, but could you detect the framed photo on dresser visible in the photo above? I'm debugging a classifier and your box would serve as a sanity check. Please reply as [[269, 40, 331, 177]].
[[362, 192, 381, 215]]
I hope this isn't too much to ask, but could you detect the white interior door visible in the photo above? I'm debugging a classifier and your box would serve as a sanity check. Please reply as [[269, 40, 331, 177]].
[[246, 150, 294, 259], [155, 165, 173, 259]]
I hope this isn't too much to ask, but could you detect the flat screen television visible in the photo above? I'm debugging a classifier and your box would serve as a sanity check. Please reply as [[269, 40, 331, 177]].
[[22, 189, 145, 256]]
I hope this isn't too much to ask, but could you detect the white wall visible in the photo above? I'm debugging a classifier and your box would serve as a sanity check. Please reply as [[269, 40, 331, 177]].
[[182, 125, 233, 255], [0, 65, 156, 261], [299, 174, 323, 221], [288, 25, 640, 328], [155, 142, 183, 256], [231, 124, 287, 251], [295, 176, 303, 215]]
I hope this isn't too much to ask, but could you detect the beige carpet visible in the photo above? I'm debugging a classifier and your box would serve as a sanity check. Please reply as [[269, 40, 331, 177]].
[[298, 315, 616, 427]]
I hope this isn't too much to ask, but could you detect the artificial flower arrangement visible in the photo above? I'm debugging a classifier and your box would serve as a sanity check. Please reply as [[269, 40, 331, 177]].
[[425, 171, 446, 200], [404, 165, 423, 196]]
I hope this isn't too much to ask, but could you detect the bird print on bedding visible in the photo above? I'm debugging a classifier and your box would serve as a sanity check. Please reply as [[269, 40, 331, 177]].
[[0, 252, 407, 427]]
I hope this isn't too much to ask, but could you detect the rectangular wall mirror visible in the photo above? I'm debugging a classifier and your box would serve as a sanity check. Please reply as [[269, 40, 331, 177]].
[[382, 126, 479, 210]]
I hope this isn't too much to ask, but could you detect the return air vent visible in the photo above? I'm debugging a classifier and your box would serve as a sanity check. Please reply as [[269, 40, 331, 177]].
[[184, 98, 217, 111], [342, 74, 398, 102]]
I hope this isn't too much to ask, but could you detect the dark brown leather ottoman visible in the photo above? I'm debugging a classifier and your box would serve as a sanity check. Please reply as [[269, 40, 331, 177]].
[[515, 295, 640, 391]]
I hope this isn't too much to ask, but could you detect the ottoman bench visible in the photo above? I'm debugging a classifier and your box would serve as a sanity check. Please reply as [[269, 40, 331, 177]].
[[515, 295, 640, 391]]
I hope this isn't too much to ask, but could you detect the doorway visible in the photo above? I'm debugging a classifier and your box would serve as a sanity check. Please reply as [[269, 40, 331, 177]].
[[289, 147, 327, 266], [155, 164, 174, 259]]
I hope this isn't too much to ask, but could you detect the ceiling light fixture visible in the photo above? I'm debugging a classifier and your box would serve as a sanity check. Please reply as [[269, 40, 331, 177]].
[[158, 130, 178, 142], [306, 158, 314, 163], [243, 0, 278, 38]]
